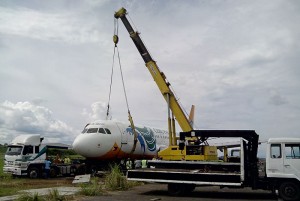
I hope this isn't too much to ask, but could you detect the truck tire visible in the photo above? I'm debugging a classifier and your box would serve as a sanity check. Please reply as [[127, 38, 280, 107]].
[[28, 167, 39, 179], [279, 181, 300, 201], [185, 184, 196, 193], [167, 183, 186, 196], [50, 168, 57, 178]]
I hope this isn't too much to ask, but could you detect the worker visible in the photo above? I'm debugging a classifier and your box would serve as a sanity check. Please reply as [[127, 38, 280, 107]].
[[54, 154, 61, 164], [126, 158, 132, 170], [141, 159, 148, 168], [44, 157, 51, 179], [64, 156, 71, 164], [135, 160, 142, 169]]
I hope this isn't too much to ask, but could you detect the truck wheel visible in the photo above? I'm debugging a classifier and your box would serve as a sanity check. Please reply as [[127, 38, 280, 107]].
[[185, 184, 196, 193], [28, 167, 39, 179], [279, 181, 300, 201], [70, 166, 77, 176], [50, 168, 57, 178], [167, 183, 186, 196]]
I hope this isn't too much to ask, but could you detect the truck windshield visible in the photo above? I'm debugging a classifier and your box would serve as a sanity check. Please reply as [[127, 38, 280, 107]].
[[6, 146, 23, 155]]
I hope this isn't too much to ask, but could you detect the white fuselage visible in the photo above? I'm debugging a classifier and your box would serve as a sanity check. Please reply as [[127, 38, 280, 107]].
[[72, 120, 169, 160]]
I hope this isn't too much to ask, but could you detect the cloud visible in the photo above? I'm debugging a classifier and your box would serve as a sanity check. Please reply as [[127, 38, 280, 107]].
[[81, 101, 110, 122], [0, 101, 77, 144], [0, 6, 106, 44]]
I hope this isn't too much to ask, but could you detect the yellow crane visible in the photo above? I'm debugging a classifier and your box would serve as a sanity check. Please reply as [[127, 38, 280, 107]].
[[114, 8, 217, 161]]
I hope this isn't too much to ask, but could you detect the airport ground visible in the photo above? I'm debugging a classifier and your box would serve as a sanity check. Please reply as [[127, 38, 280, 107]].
[[82, 183, 279, 201]]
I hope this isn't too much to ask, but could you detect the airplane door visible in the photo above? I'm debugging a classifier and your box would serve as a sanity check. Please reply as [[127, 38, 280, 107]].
[[283, 143, 300, 179], [116, 123, 128, 145]]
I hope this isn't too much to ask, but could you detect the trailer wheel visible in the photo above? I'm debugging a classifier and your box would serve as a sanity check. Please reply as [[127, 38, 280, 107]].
[[28, 167, 39, 179], [167, 183, 186, 196], [279, 181, 300, 201]]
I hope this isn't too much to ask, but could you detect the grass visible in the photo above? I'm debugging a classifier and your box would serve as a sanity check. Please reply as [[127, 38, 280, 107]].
[[45, 189, 66, 201], [16, 189, 68, 201], [77, 164, 141, 197], [0, 145, 6, 176], [16, 192, 44, 201], [78, 177, 105, 196], [104, 164, 130, 190]]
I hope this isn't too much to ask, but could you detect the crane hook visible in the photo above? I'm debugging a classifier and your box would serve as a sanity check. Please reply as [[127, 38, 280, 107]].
[[113, 35, 119, 46]]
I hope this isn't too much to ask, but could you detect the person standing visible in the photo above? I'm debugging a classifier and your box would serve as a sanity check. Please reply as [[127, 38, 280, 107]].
[[126, 158, 132, 170], [134, 160, 142, 169], [44, 157, 51, 179], [142, 159, 148, 168]]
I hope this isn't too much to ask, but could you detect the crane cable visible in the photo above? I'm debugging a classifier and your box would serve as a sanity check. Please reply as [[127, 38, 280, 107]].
[[109, 18, 138, 155], [106, 19, 119, 119]]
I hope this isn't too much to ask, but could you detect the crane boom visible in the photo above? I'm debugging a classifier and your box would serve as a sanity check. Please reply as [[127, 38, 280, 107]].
[[115, 8, 193, 133]]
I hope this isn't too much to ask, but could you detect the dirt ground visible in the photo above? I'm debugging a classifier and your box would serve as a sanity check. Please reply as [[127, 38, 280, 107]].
[[80, 183, 279, 201]]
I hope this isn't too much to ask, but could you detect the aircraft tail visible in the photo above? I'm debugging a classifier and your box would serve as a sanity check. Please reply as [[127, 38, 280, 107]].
[[188, 105, 195, 128]]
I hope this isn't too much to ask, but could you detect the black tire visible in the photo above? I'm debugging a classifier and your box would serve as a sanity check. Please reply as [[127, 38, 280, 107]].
[[167, 183, 186, 196], [70, 166, 77, 176], [50, 168, 57, 178], [185, 184, 196, 193], [279, 181, 300, 201], [28, 167, 39, 179]]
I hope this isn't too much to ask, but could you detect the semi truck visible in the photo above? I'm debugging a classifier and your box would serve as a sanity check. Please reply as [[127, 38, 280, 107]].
[[3, 134, 80, 178], [114, 8, 300, 201]]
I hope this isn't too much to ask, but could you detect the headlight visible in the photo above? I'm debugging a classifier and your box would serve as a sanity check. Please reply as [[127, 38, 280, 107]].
[[21, 162, 28, 168]]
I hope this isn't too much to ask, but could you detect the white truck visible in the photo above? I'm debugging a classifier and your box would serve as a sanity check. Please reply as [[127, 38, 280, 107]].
[[127, 130, 300, 201], [3, 134, 78, 178]]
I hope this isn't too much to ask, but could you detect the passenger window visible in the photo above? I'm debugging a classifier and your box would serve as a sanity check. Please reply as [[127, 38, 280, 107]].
[[271, 144, 281, 158], [285, 144, 300, 159], [87, 128, 98, 133], [98, 128, 106, 134], [105, 128, 111, 134]]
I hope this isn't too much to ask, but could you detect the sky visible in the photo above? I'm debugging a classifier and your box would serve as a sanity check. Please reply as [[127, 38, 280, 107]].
[[0, 0, 299, 145]]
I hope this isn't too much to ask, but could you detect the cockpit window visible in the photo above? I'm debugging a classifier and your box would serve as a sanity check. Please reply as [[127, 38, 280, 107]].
[[87, 128, 98, 133], [105, 128, 111, 134], [81, 128, 88, 133], [98, 128, 106, 134]]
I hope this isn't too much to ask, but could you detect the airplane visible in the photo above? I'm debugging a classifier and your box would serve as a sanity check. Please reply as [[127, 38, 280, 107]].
[[72, 106, 196, 164], [72, 120, 169, 161]]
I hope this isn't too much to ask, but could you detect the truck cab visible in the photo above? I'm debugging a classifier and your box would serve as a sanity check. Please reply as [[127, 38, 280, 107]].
[[266, 138, 300, 180], [3, 134, 44, 175], [266, 138, 300, 200]]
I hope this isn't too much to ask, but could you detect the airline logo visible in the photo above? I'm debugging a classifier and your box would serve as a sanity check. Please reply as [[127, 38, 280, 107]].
[[126, 126, 157, 152]]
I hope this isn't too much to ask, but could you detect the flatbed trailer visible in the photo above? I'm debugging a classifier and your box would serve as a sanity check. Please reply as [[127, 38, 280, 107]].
[[127, 130, 300, 201], [128, 161, 242, 186]]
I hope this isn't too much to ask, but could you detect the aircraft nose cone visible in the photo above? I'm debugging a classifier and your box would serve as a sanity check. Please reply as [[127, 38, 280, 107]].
[[72, 134, 103, 158]]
